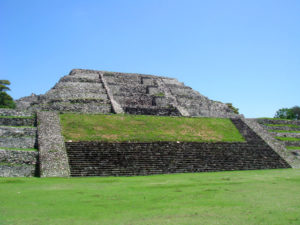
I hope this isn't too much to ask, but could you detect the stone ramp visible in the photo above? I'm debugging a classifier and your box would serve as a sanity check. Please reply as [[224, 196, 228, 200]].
[[65, 119, 290, 177], [0, 109, 39, 177]]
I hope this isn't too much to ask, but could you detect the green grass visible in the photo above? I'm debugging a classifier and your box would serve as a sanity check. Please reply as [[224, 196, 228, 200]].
[[0, 169, 299, 225], [0, 147, 37, 151], [264, 123, 300, 128], [286, 146, 300, 150], [60, 114, 245, 142], [268, 130, 300, 133], [276, 137, 300, 142]]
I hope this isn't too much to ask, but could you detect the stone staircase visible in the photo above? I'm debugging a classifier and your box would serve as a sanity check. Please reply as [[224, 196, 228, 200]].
[[66, 119, 290, 177], [102, 72, 181, 116], [256, 118, 300, 161], [0, 109, 39, 177]]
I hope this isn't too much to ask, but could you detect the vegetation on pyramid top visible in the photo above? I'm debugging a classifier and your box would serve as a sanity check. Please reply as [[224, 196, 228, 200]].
[[60, 114, 245, 143]]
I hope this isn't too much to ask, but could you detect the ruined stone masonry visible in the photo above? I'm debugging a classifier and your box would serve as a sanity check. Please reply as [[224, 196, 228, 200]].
[[0, 69, 298, 177], [16, 69, 240, 118]]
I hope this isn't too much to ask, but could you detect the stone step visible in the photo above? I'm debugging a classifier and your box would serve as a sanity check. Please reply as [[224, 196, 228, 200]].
[[32, 102, 112, 114], [0, 126, 37, 137], [256, 119, 300, 126], [0, 136, 37, 149], [114, 94, 154, 106], [60, 73, 101, 83], [124, 106, 181, 116], [273, 132, 300, 138], [0, 109, 34, 117], [284, 141, 300, 147], [0, 117, 36, 127], [0, 149, 38, 165], [103, 74, 143, 85], [262, 125, 300, 131], [0, 164, 37, 177], [42, 93, 109, 101]]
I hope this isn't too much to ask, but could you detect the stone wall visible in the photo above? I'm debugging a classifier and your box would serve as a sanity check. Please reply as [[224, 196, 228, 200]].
[[16, 69, 240, 118], [16, 70, 112, 114], [0, 150, 38, 177], [65, 119, 290, 177], [37, 111, 70, 177]]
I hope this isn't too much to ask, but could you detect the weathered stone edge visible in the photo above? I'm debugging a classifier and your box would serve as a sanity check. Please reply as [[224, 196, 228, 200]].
[[99, 72, 124, 114], [37, 111, 70, 177]]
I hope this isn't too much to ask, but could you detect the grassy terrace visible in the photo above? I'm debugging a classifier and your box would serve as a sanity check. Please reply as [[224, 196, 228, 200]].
[[258, 117, 295, 121], [60, 114, 245, 142], [286, 146, 300, 150], [0, 169, 299, 224], [269, 130, 300, 133], [276, 137, 300, 142], [264, 123, 300, 128]]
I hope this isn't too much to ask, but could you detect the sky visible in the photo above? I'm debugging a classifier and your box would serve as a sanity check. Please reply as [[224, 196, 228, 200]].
[[0, 0, 299, 118]]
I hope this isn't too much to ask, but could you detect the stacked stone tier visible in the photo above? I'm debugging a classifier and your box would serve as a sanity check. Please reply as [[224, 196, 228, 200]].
[[0, 109, 38, 177], [66, 119, 290, 177], [103, 73, 181, 116], [256, 119, 300, 160]]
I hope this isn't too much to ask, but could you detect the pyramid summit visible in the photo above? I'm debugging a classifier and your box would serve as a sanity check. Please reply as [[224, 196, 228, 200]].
[[16, 69, 240, 118]]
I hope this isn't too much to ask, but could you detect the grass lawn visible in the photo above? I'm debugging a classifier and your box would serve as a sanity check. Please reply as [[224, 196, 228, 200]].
[[0, 169, 300, 225], [60, 114, 244, 142]]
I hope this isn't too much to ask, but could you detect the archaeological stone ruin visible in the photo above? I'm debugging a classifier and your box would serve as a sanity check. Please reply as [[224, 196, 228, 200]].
[[1, 69, 300, 177]]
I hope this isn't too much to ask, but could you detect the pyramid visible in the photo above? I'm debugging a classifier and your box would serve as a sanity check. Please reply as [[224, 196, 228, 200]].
[[16, 69, 239, 118]]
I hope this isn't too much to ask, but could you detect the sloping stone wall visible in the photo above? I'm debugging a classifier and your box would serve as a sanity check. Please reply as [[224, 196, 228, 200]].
[[37, 111, 70, 177]]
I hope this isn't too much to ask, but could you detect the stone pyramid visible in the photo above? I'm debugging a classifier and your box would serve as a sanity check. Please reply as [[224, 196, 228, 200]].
[[16, 69, 239, 118]]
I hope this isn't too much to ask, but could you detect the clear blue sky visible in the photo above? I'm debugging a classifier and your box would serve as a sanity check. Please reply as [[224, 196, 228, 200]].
[[1, 0, 299, 118]]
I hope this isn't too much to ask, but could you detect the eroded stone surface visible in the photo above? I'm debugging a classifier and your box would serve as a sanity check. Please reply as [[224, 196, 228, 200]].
[[16, 69, 240, 118], [37, 111, 70, 177]]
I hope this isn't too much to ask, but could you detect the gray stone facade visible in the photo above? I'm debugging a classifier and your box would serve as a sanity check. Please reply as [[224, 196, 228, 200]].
[[16, 69, 240, 118], [0, 149, 38, 177]]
